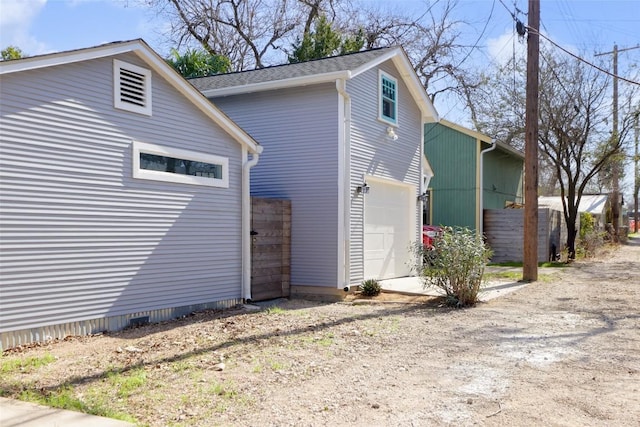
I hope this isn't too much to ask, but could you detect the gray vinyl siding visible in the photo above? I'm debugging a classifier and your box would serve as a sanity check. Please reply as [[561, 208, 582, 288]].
[[347, 61, 423, 285], [212, 83, 339, 287], [0, 53, 243, 337]]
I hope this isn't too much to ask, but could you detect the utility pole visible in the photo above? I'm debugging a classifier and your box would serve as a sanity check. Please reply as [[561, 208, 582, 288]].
[[523, 0, 539, 282], [595, 44, 640, 241], [635, 111, 639, 233]]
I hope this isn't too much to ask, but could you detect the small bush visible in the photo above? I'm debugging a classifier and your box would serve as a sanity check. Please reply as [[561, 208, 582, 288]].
[[412, 227, 492, 307], [360, 279, 381, 296], [578, 212, 606, 257]]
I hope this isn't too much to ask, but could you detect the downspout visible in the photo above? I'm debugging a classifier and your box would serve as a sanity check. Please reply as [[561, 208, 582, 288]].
[[336, 78, 351, 290], [479, 139, 497, 237], [242, 146, 261, 302], [420, 125, 425, 234]]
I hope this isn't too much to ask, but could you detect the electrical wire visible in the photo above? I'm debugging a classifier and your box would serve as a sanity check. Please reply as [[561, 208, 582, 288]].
[[426, 0, 496, 86], [527, 27, 640, 86], [497, 0, 518, 21]]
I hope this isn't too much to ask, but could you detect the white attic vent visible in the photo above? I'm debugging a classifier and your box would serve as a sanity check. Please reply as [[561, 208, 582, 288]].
[[113, 59, 152, 116]]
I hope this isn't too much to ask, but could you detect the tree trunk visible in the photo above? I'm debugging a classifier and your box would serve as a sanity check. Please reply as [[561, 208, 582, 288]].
[[567, 221, 577, 259]]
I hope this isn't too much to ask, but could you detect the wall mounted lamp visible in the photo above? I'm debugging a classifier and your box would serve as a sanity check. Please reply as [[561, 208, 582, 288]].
[[386, 126, 398, 141], [357, 182, 370, 194], [417, 192, 429, 202]]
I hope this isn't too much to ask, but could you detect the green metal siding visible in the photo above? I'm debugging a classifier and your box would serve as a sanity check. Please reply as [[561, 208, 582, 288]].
[[483, 149, 524, 209], [424, 123, 478, 229]]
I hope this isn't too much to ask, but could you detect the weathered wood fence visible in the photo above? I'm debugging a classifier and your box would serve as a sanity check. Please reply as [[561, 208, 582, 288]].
[[250, 197, 291, 301], [484, 208, 563, 263]]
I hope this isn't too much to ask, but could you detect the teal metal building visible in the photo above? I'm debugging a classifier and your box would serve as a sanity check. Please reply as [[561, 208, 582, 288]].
[[424, 120, 524, 233]]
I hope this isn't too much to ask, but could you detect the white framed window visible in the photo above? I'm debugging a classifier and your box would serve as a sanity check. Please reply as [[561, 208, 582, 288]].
[[133, 141, 229, 188], [114, 59, 152, 116], [379, 70, 398, 125]]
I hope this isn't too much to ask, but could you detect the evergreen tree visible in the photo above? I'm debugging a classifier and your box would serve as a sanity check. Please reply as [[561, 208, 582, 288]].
[[289, 15, 363, 63], [166, 48, 231, 78], [1, 46, 24, 61]]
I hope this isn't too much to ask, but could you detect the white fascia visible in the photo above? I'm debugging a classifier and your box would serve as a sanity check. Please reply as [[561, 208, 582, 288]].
[[0, 41, 144, 75], [349, 46, 439, 123], [200, 71, 351, 98], [131, 46, 263, 156]]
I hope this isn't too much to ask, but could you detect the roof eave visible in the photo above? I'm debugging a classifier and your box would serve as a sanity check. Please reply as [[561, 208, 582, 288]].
[[391, 53, 439, 123], [200, 70, 351, 97], [494, 141, 524, 160], [131, 43, 261, 154], [350, 47, 438, 122], [439, 119, 491, 142], [0, 40, 145, 74]]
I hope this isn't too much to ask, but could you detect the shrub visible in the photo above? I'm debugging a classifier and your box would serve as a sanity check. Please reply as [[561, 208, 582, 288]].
[[579, 212, 595, 240], [413, 227, 492, 307], [360, 279, 381, 296], [578, 212, 606, 258]]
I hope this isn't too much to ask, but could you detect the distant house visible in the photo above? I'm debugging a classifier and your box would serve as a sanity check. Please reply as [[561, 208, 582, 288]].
[[0, 40, 262, 350], [191, 47, 439, 299], [539, 194, 610, 229], [423, 119, 524, 233]]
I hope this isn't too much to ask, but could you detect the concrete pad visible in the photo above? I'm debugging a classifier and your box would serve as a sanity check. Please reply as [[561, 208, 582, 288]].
[[0, 397, 134, 427]]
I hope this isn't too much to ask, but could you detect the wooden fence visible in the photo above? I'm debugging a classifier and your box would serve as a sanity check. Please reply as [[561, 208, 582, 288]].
[[484, 208, 563, 263], [250, 197, 291, 301]]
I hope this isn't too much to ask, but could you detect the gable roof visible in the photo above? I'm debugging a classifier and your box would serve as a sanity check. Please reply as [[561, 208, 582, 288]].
[[190, 46, 439, 122], [436, 119, 524, 160], [0, 39, 262, 154]]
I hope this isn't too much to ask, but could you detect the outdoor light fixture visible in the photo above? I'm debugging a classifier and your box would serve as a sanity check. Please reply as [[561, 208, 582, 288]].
[[417, 192, 429, 202], [357, 182, 370, 194], [386, 126, 398, 141]]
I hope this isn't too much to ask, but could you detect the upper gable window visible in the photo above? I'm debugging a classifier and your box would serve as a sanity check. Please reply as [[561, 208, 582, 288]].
[[379, 71, 397, 125], [113, 59, 152, 116]]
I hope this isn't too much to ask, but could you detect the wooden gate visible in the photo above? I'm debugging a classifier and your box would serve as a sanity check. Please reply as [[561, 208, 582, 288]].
[[250, 197, 291, 301]]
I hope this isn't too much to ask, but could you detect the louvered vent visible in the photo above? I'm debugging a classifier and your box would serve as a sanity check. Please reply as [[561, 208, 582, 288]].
[[119, 68, 145, 107], [113, 59, 152, 116]]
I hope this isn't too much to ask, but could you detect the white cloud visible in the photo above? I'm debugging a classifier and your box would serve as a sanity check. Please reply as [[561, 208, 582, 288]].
[[0, 0, 46, 27], [0, 0, 48, 54], [486, 28, 527, 66]]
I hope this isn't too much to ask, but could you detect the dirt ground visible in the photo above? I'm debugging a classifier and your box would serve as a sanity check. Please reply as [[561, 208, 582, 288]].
[[2, 237, 639, 426]]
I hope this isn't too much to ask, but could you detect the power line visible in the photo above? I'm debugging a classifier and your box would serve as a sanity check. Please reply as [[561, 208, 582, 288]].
[[526, 27, 640, 86], [426, 0, 496, 87], [497, 0, 525, 21]]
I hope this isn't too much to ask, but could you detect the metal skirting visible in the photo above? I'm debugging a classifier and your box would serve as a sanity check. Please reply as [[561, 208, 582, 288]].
[[0, 299, 242, 351]]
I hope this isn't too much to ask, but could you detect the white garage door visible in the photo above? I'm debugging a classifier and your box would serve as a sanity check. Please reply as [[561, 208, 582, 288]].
[[364, 179, 415, 280]]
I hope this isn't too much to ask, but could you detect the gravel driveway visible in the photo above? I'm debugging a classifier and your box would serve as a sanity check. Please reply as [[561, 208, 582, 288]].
[[1, 237, 639, 426]]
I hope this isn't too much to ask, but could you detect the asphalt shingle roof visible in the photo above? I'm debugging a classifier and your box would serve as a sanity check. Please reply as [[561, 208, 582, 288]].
[[189, 47, 396, 92]]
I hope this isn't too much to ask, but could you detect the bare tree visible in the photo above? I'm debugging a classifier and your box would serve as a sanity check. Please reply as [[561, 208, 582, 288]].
[[340, 0, 485, 106], [150, 0, 343, 70], [473, 47, 638, 258], [148, 0, 484, 109], [537, 54, 615, 259]]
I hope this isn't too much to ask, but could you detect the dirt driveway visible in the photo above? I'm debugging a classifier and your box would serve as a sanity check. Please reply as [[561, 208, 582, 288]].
[[2, 237, 639, 426]]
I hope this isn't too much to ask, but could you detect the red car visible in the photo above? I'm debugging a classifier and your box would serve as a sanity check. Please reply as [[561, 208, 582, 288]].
[[422, 225, 442, 249]]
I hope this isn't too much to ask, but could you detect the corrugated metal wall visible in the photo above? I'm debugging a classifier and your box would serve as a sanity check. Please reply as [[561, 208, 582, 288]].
[[0, 52, 244, 347], [212, 84, 340, 287], [424, 123, 478, 229], [348, 61, 423, 285]]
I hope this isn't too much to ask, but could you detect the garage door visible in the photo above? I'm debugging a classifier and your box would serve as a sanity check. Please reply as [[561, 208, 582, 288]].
[[364, 179, 415, 280]]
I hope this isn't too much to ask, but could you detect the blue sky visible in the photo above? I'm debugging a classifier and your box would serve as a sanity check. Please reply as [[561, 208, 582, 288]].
[[1, 0, 638, 60], [1, 0, 639, 196]]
